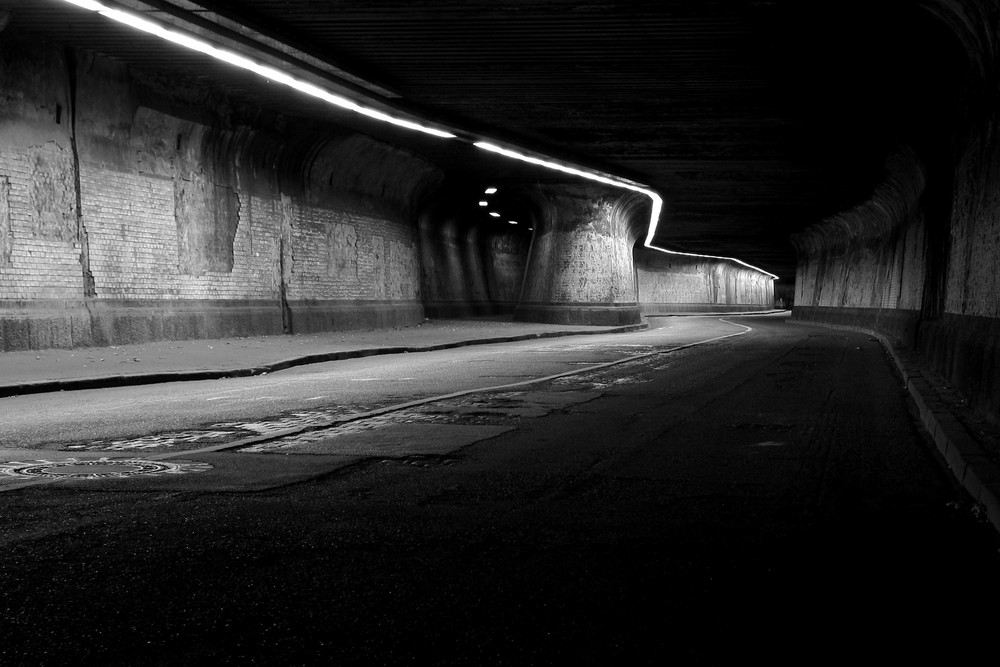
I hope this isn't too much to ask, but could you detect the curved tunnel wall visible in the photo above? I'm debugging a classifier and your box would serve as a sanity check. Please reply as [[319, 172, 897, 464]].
[[417, 188, 531, 318], [791, 147, 929, 344], [635, 248, 775, 314], [0, 38, 441, 350], [515, 185, 643, 326], [792, 0, 1000, 421]]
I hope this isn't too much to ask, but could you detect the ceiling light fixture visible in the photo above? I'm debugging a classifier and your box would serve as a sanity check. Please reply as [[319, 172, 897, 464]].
[[478, 200, 488, 207], [488, 212, 501, 218], [485, 187, 498, 194], [59, 0, 456, 139]]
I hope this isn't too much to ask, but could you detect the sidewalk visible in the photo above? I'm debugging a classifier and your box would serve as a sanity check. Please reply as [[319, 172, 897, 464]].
[[0, 317, 646, 398]]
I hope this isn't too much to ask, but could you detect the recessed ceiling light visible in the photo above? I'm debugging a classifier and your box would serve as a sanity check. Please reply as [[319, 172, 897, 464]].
[[508, 220, 517, 225], [478, 201, 488, 206], [488, 212, 501, 218], [485, 187, 498, 194]]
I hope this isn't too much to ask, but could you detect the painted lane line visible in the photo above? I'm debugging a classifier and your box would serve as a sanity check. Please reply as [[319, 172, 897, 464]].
[[0, 319, 755, 488], [149, 318, 754, 461]]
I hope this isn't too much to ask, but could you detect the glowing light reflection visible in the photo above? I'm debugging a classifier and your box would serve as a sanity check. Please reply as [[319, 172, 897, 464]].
[[473, 142, 777, 280], [61, 0, 777, 280], [59, 0, 456, 139]]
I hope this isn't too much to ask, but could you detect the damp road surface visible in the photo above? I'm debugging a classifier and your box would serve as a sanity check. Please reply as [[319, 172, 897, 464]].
[[1, 314, 999, 664]]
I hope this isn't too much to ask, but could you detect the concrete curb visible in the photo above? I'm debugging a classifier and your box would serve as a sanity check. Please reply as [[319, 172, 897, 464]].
[[788, 318, 1000, 534], [0, 322, 647, 399], [645, 309, 788, 318]]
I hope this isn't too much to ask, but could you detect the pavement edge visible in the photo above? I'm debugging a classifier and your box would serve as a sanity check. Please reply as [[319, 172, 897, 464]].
[[788, 318, 1000, 535], [0, 323, 648, 398]]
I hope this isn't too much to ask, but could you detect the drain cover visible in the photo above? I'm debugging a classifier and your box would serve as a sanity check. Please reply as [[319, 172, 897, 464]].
[[0, 457, 212, 480]]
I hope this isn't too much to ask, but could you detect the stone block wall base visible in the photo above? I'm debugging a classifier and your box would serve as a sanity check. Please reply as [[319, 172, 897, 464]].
[[514, 302, 641, 326], [422, 301, 517, 320], [642, 303, 777, 315], [286, 300, 424, 334], [0, 299, 284, 351]]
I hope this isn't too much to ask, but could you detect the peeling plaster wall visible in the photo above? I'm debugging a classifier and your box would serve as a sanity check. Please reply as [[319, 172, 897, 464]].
[[0, 40, 82, 310], [0, 38, 439, 350], [635, 248, 775, 313]]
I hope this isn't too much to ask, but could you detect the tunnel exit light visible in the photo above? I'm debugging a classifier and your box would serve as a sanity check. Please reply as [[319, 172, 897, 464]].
[[59, 0, 457, 139]]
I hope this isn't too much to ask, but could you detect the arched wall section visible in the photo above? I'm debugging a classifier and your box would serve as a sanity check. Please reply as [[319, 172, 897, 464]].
[[417, 185, 533, 318], [635, 249, 775, 314], [514, 185, 644, 326], [791, 148, 929, 343], [794, 0, 1000, 421], [0, 37, 441, 350]]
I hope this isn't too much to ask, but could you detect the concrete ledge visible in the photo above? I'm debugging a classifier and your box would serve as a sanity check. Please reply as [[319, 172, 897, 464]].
[[642, 303, 776, 315], [287, 300, 424, 333], [514, 302, 642, 326], [0, 299, 284, 351], [789, 316, 1000, 535]]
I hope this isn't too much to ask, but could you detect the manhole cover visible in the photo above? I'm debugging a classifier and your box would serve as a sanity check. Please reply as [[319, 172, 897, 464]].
[[0, 457, 212, 480]]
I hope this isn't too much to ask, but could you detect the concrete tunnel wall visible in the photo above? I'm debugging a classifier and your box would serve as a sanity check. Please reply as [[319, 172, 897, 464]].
[[792, 0, 1000, 422], [635, 248, 775, 314], [515, 186, 645, 326], [0, 36, 443, 350], [417, 187, 531, 319], [0, 31, 787, 351]]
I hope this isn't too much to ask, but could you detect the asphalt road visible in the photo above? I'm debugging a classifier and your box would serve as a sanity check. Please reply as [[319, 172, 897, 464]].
[[0, 316, 742, 450], [1, 314, 998, 665]]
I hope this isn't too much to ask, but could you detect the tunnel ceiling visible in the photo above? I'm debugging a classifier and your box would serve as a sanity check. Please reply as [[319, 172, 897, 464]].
[[0, 0, 964, 281]]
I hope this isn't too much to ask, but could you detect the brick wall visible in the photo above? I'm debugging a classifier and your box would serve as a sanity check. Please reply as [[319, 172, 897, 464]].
[[286, 204, 418, 302], [81, 166, 281, 301], [0, 147, 85, 301], [0, 38, 436, 349]]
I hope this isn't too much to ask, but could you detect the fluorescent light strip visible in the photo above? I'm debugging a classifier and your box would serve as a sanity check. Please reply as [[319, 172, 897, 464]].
[[62, 0, 776, 280], [473, 142, 778, 280], [60, 0, 456, 139]]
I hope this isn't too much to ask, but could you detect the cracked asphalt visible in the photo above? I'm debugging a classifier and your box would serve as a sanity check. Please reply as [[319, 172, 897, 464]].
[[1, 314, 999, 665]]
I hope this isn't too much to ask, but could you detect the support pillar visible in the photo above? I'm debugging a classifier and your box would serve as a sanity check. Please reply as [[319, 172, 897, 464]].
[[515, 185, 643, 326]]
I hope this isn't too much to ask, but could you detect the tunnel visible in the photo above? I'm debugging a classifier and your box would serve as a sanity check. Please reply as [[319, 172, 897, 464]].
[[0, 0, 997, 427], [5, 2, 1000, 662]]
